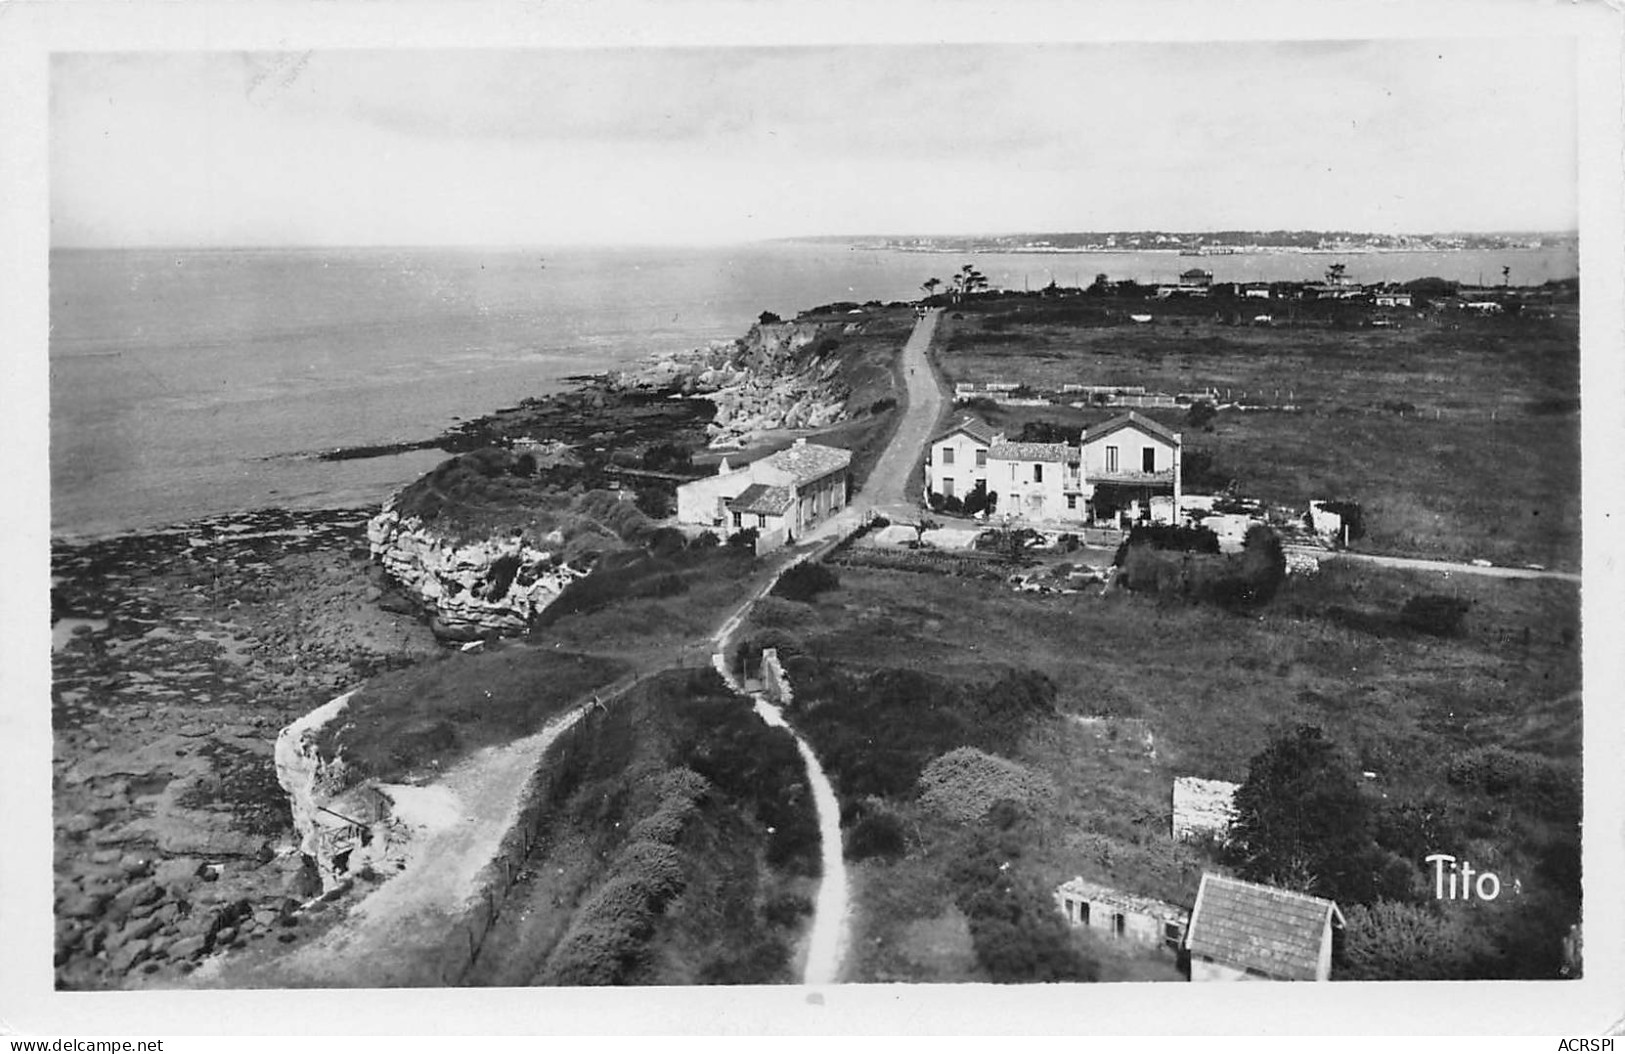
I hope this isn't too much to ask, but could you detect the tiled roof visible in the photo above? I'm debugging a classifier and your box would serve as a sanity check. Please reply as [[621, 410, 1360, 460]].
[[931, 417, 996, 446], [988, 441, 1074, 463], [758, 441, 852, 483], [1085, 410, 1180, 446], [727, 483, 794, 516], [1186, 873, 1343, 981]]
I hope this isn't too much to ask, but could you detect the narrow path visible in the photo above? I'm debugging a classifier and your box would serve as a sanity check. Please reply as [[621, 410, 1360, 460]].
[[1323, 549, 1579, 583], [705, 309, 945, 985]]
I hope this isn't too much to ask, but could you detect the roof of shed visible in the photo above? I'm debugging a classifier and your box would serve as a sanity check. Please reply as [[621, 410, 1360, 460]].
[[727, 483, 794, 516], [1084, 410, 1180, 446], [1186, 873, 1344, 981], [1055, 877, 1190, 924], [757, 441, 852, 483]]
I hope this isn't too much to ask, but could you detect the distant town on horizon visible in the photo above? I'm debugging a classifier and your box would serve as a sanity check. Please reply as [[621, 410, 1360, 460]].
[[797, 229, 1578, 254]]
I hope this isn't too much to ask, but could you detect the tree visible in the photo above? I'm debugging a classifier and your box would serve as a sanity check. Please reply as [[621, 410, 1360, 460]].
[[951, 263, 989, 302], [1229, 725, 1378, 903], [921, 277, 942, 301], [1325, 262, 1348, 286], [758, 311, 782, 325], [914, 516, 940, 544]]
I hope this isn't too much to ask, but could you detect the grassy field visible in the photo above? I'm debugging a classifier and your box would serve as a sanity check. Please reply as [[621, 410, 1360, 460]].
[[737, 554, 1581, 981], [931, 296, 1580, 568]]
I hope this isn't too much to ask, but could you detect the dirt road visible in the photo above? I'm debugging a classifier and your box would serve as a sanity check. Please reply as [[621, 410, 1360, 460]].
[[1325, 550, 1580, 583]]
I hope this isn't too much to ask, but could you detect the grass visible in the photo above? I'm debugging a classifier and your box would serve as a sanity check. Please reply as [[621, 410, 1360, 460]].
[[471, 668, 820, 986], [932, 298, 1580, 568], [315, 644, 628, 783], [737, 556, 1581, 981]]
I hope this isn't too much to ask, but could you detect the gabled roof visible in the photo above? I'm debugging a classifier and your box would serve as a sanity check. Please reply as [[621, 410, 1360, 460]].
[[756, 440, 852, 484], [1186, 873, 1345, 981], [988, 441, 1074, 463], [930, 417, 997, 447], [1084, 410, 1180, 447], [727, 483, 794, 516]]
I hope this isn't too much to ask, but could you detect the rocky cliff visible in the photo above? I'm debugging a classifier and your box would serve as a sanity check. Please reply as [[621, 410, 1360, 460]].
[[624, 320, 856, 448], [366, 504, 589, 642]]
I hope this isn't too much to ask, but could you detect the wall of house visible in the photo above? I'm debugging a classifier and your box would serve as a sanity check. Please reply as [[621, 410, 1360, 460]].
[[989, 456, 1078, 522], [1190, 956, 1255, 982], [1082, 426, 1177, 478], [676, 467, 754, 527], [927, 433, 990, 500], [793, 469, 847, 533]]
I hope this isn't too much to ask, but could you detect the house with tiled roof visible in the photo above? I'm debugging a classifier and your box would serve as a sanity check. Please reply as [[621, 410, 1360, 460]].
[[925, 417, 1002, 505], [1185, 873, 1345, 981], [988, 439, 1086, 523], [675, 438, 852, 551], [1079, 411, 1183, 526]]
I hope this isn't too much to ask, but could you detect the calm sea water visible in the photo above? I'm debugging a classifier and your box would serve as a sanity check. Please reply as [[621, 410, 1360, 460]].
[[49, 242, 1577, 538]]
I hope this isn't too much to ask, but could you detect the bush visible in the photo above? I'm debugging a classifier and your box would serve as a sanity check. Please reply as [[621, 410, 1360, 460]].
[[762, 892, 815, 928], [758, 311, 782, 325], [511, 451, 538, 477], [940, 494, 965, 515], [727, 527, 759, 552], [918, 747, 1057, 823], [847, 810, 908, 862], [1445, 747, 1580, 817], [1400, 594, 1469, 637], [1186, 401, 1217, 429], [691, 530, 720, 550], [869, 396, 897, 415], [1340, 900, 1497, 980], [771, 561, 840, 603]]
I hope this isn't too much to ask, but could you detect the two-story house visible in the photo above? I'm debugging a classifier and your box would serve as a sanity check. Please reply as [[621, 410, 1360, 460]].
[[986, 440, 1086, 523], [1079, 411, 1182, 525], [924, 418, 1000, 502]]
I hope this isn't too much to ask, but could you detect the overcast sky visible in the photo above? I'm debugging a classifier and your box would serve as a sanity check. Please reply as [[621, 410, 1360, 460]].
[[50, 38, 1578, 247]]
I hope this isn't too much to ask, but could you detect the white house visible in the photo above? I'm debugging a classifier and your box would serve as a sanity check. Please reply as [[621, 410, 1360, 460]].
[[675, 439, 852, 551], [1185, 873, 1345, 982], [987, 440, 1086, 523], [924, 418, 1000, 502], [1079, 411, 1182, 526]]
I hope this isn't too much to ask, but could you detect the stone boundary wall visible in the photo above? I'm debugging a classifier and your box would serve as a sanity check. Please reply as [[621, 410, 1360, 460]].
[[429, 670, 650, 985]]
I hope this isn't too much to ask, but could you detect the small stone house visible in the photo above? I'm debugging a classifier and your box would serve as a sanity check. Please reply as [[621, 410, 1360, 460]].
[[1185, 873, 1345, 981], [675, 439, 852, 550], [1055, 876, 1189, 954], [1172, 776, 1241, 843]]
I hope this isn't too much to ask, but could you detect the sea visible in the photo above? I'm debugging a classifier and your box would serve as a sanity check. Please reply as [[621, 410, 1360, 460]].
[[48, 241, 1579, 540]]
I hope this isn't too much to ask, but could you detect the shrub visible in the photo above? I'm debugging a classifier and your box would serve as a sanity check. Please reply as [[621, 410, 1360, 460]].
[[869, 396, 897, 415], [511, 451, 538, 477], [727, 527, 759, 552], [762, 893, 814, 928], [758, 311, 782, 325], [691, 530, 720, 550], [772, 561, 841, 603], [940, 494, 965, 515], [1186, 401, 1217, 429], [918, 747, 1057, 823], [928, 492, 947, 513], [1445, 747, 1580, 817], [483, 552, 523, 599], [847, 810, 908, 862], [1400, 594, 1470, 637], [1340, 900, 1497, 980]]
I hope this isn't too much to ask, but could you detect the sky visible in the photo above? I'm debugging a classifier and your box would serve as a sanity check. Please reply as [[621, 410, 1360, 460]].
[[49, 38, 1579, 247]]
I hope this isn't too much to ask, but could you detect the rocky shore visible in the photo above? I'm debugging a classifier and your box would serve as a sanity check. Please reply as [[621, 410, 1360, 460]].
[[50, 507, 440, 989], [49, 309, 884, 989]]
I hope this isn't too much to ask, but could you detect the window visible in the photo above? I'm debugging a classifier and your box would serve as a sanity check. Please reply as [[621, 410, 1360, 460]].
[[732, 512, 742, 529], [1114, 913, 1126, 938], [943, 478, 955, 499], [1079, 902, 1091, 926], [1033, 464, 1043, 483], [1067, 494, 1077, 510], [941, 446, 955, 466], [1106, 445, 1119, 473], [1143, 447, 1156, 472], [975, 449, 986, 468]]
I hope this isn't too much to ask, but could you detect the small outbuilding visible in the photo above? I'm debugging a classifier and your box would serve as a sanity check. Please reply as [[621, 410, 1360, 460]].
[[1054, 876, 1189, 954], [1185, 873, 1345, 981]]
